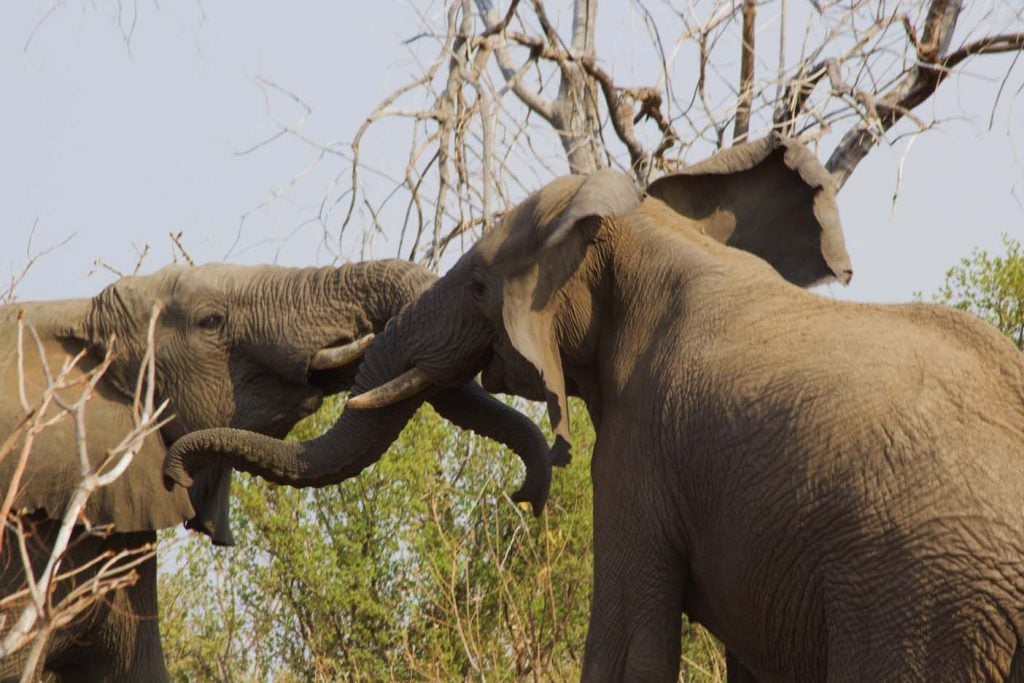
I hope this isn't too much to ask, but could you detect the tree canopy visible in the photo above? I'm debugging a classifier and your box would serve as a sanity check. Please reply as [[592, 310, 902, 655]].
[[931, 235, 1024, 350]]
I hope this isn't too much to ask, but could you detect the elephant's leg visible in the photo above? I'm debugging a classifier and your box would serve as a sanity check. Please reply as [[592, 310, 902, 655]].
[[582, 454, 686, 681], [581, 531, 685, 681], [47, 534, 168, 683], [427, 382, 551, 515], [101, 550, 168, 683]]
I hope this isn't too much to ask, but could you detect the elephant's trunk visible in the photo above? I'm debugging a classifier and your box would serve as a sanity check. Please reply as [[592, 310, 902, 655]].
[[164, 314, 426, 489], [163, 407, 419, 488]]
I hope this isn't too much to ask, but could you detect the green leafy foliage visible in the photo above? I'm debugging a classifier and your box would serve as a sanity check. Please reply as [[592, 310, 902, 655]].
[[931, 234, 1024, 349], [159, 396, 724, 681]]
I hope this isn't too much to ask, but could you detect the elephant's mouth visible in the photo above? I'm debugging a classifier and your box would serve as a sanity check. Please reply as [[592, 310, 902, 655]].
[[232, 382, 325, 437], [308, 366, 356, 395], [481, 347, 546, 402], [304, 334, 376, 394]]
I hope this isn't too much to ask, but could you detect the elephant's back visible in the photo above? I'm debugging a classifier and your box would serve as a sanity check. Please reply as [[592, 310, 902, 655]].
[[691, 295, 1024, 670]]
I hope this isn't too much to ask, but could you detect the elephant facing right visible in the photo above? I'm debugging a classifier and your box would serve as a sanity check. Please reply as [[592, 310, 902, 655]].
[[168, 136, 1024, 681]]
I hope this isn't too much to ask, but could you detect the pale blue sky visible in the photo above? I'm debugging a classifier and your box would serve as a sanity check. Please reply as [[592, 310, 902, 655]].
[[2, 2, 1022, 304]]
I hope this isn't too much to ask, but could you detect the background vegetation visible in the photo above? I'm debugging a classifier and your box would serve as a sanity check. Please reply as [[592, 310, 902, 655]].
[[159, 396, 722, 682], [930, 235, 1024, 350]]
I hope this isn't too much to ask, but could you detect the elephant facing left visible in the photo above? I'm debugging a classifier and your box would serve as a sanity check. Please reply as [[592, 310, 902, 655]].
[[0, 260, 553, 682]]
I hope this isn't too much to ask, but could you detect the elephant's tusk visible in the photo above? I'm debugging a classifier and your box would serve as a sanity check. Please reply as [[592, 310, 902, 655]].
[[346, 367, 432, 409], [310, 334, 376, 370]]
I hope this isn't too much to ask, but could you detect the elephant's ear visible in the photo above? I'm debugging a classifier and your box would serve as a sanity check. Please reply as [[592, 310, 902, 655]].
[[646, 134, 852, 287], [501, 170, 642, 457], [502, 275, 573, 459], [0, 337, 196, 534]]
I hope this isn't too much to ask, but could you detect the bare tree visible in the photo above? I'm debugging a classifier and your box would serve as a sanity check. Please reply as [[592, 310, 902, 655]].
[[0, 306, 167, 681], [318, 0, 1023, 267]]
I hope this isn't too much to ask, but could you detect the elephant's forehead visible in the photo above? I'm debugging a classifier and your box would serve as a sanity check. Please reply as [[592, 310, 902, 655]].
[[115, 263, 277, 295], [170, 264, 285, 297], [108, 265, 191, 302], [477, 175, 585, 265], [117, 264, 186, 289], [108, 264, 230, 306], [186, 263, 262, 283]]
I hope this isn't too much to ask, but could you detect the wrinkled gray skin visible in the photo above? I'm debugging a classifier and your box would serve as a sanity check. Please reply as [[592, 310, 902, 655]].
[[0, 260, 550, 682], [168, 136, 1024, 680]]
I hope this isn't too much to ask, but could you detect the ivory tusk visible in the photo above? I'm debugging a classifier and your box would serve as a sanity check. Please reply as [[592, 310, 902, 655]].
[[309, 334, 376, 370], [346, 367, 432, 409]]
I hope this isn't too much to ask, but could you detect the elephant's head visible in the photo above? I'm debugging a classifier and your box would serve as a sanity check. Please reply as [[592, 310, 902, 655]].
[[34, 261, 419, 543], [71, 263, 405, 434], [163, 135, 849, 487], [361, 135, 851, 445]]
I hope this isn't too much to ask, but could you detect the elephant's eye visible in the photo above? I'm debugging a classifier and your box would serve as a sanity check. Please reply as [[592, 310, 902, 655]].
[[197, 312, 225, 330], [470, 276, 487, 300]]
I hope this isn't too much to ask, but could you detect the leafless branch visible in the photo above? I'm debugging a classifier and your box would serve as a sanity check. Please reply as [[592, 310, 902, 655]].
[[169, 232, 194, 266], [23, 0, 72, 53], [826, 2, 1024, 189], [299, 0, 1023, 270], [3, 225, 75, 305], [733, 1, 756, 143]]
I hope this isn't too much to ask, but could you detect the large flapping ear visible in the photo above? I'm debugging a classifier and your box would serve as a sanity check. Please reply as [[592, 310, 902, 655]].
[[501, 170, 642, 459], [647, 134, 852, 287], [502, 275, 574, 461], [184, 467, 235, 546], [0, 333, 196, 533]]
